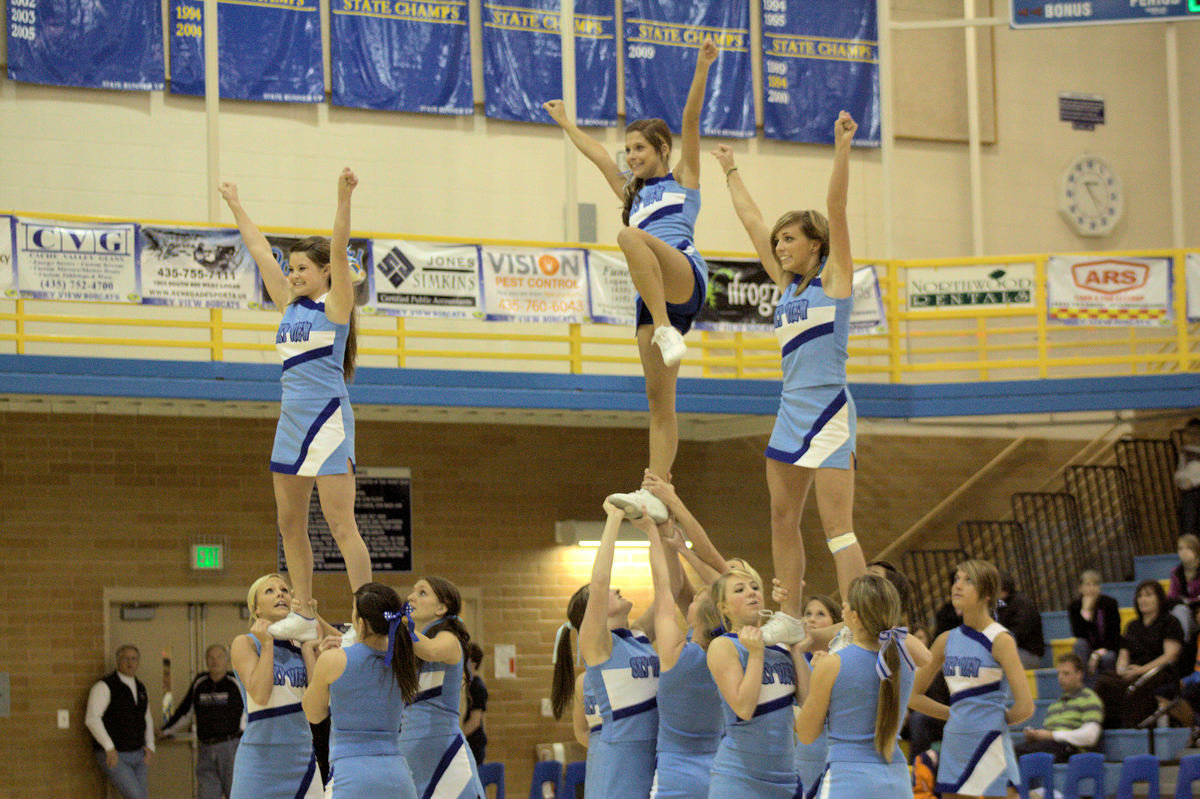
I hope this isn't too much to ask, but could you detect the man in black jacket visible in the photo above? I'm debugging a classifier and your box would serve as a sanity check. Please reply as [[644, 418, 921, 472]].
[[86, 644, 155, 799], [999, 572, 1047, 669], [161, 644, 245, 799]]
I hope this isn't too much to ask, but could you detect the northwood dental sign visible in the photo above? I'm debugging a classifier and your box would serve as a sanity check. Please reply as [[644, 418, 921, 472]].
[[906, 264, 1037, 310]]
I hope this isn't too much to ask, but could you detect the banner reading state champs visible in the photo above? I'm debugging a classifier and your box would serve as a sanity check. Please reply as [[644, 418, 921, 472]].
[[761, 0, 880, 146], [624, 0, 753, 137], [13, 217, 140, 303], [365, 239, 480, 319], [479, 246, 588, 322], [170, 0, 323, 101], [331, 0, 472, 114], [139, 227, 263, 309], [8, 0, 163, 90], [1047, 255, 1172, 327], [483, 0, 616, 125]]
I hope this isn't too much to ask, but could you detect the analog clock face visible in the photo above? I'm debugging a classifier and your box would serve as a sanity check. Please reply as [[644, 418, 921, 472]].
[[1059, 154, 1123, 237]]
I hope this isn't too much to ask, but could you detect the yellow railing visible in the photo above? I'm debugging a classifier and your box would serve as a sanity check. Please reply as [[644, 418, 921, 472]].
[[0, 227, 1196, 383]]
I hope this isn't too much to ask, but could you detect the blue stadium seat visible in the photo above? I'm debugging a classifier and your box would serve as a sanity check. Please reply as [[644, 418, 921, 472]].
[[1133, 553, 1179, 582], [1041, 610, 1072, 641], [1102, 729, 1152, 762], [479, 761, 505, 799], [1018, 751, 1055, 799], [528, 760, 562, 799], [560, 760, 585, 799], [1034, 670, 1061, 700], [1175, 753, 1200, 799], [1102, 581, 1138, 608], [1061, 752, 1105, 799], [1152, 727, 1191, 760], [1113, 754, 1158, 799]]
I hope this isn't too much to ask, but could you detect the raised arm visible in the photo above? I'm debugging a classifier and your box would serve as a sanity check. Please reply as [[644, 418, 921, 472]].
[[635, 514, 687, 671], [323, 168, 357, 325], [643, 472, 729, 578], [821, 112, 856, 300], [674, 41, 718, 190], [711, 145, 781, 286], [411, 629, 464, 666], [543, 100, 626, 200], [578, 503, 624, 666], [231, 624, 276, 707], [219, 182, 290, 311]]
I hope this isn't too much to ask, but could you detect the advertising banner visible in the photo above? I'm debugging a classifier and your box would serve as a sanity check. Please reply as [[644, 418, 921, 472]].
[[585, 249, 637, 325], [139, 226, 264, 309], [906, 263, 1036, 311], [1047, 255, 1172, 326], [257, 235, 373, 310], [478, 246, 588, 322], [365, 239, 481, 319], [1188, 253, 1199, 323], [13, 217, 140, 303], [1, 217, 14, 298]]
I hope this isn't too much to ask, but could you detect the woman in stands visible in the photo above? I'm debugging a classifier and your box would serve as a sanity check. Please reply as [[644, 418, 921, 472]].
[[399, 577, 485, 799], [1169, 534, 1200, 637], [302, 582, 418, 798], [910, 559, 1032, 799], [795, 574, 917, 798], [551, 501, 662, 799], [543, 42, 719, 526], [1068, 569, 1121, 678], [1094, 579, 1183, 728], [711, 112, 866, 648], [230, 574, 328, 799], [219, 170, 370, 643]]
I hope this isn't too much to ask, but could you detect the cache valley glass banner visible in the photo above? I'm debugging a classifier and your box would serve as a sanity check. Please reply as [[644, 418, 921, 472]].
[[1047, 255, 1172, 327], [8, 0, 164, 90], [483, 0, 617, 125], [761, 0, 880, 147], [331, 0, 473, 114], [139, 226, 264, 309], [11, 217, 140, 303], [169, 0, 323, 102], [624, 0, 753, 137]]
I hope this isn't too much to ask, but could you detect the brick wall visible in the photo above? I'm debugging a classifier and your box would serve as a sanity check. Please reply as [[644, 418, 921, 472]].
[[0, 408, 1103, 797]]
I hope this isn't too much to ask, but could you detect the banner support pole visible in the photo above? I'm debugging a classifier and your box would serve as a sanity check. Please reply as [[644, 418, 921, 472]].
[[561, 2, 579, 244], [204, 0, 220, 224]]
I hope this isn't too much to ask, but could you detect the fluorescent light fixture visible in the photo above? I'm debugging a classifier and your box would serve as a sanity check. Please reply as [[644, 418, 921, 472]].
[[555, 520, 693, 548], [120, 604, 157, 621]]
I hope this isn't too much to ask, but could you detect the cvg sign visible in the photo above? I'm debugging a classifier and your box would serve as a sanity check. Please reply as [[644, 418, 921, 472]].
[[1070, 259, 1149, 295]]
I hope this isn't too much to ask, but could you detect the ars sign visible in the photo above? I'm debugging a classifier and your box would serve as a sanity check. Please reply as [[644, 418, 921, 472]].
[[1070, 259, 1149, 295]]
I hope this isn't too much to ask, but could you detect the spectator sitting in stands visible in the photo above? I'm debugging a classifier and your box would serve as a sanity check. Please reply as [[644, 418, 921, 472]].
[[1069, 569, 1121, 680], [1094, 579, 1183, 728], [1014, 653, 1104, 762], [1168, 534, 1200, 638], [998, 572, 1046, 670], [1176, 418, 1200, 538]]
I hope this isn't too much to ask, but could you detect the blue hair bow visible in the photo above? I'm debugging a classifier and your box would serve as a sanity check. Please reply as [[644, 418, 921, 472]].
[[875, 626, 916, 680], [383, 607, 418, 666]]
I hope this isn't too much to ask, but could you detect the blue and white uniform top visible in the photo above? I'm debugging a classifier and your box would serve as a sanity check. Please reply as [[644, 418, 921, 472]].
[[943, 622, 1011, 734], [582, 671, 603, 736], [628, 174, 700, 250], [329, 643, 403, 761], [657, 637, 723, 754], [399, 622, 464, 740], [276, 293, 349, 401], [240, 634, 310, 745], [588, 628, 660, 744], [826, 644, 915, 763], [717, 634, 797, 756], [773, 269, 852, 392]]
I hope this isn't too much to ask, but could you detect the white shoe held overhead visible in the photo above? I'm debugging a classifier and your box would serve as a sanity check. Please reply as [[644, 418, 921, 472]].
[[651, 325, 686, 368], [266, 611, 319, 642], [605, 488, 669, 524], [758, 609, 807, 647], [340, 625, 358, 648]]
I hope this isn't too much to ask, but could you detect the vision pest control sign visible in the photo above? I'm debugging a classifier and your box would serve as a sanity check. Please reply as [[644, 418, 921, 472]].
[[1047, 255, 1171, 326]]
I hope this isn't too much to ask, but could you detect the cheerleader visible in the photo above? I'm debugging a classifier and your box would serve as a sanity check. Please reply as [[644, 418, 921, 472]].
[[551, 501, 661, 799], [795, 574, 917, 797], [302, 582, 419, 798], [219, 170, 371, 642], [911, 560, 1033, 799], [711, 113, 866, 646], [794, 595, 841, 796], [543, 42, 719, 523], [229, 574, 327, 799]]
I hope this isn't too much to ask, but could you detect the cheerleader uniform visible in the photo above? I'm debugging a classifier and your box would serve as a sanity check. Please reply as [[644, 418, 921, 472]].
[[935, 623, 1020, 797], [766, 269, 855, 469], [708, 634, 800, 798], [652, 637, 722, 798], [270, 293, 355, 476], [327, 643, 417, 798], [794, 653, 827, 798], [628, 174, 708, 334], [397, 625, 484, 799], [585, 628, 660, 799], [230, 635, 322, 799], [811, 644, 913, 798]]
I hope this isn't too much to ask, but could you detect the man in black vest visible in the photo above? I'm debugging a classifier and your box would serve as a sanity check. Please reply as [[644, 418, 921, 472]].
[[161, 643, 244, 799], [86, 644, 155, 799]]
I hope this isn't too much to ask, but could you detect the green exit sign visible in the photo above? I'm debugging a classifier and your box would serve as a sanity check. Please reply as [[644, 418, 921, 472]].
[[191, 544, 224, 570], [1192, 0, 1200, 13]]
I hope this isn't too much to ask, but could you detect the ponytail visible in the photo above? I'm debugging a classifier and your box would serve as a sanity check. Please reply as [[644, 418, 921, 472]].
[[873, 638, 902, 762], [846, 575, 906, 763], [621, 178, 645, 227], [354, 582, 419, 703], [343, 309, 358, 382], [551, 585, 589, 720]]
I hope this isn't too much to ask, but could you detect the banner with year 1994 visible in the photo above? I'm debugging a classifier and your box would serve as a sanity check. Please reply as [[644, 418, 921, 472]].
[[138, 227, 263, 309], [7, 0, 164, 90], [761, 0, 880, 146], [365, 239, 481, 319], [13, 217, 140, 303], [624, 0, 753, 137], [478, 246, 588, 322], [331, 0, 473, 114], [169, 0, 323, 101]]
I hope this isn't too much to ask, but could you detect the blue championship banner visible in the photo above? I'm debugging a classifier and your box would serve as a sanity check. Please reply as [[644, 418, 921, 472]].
[[8, 0, 164, 90], [331, 0, 472, 114], [169, 0, 323, 102], [624, 0, 753, 137], [762, 0, 880, 147], [483, 1, 616, 125]]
